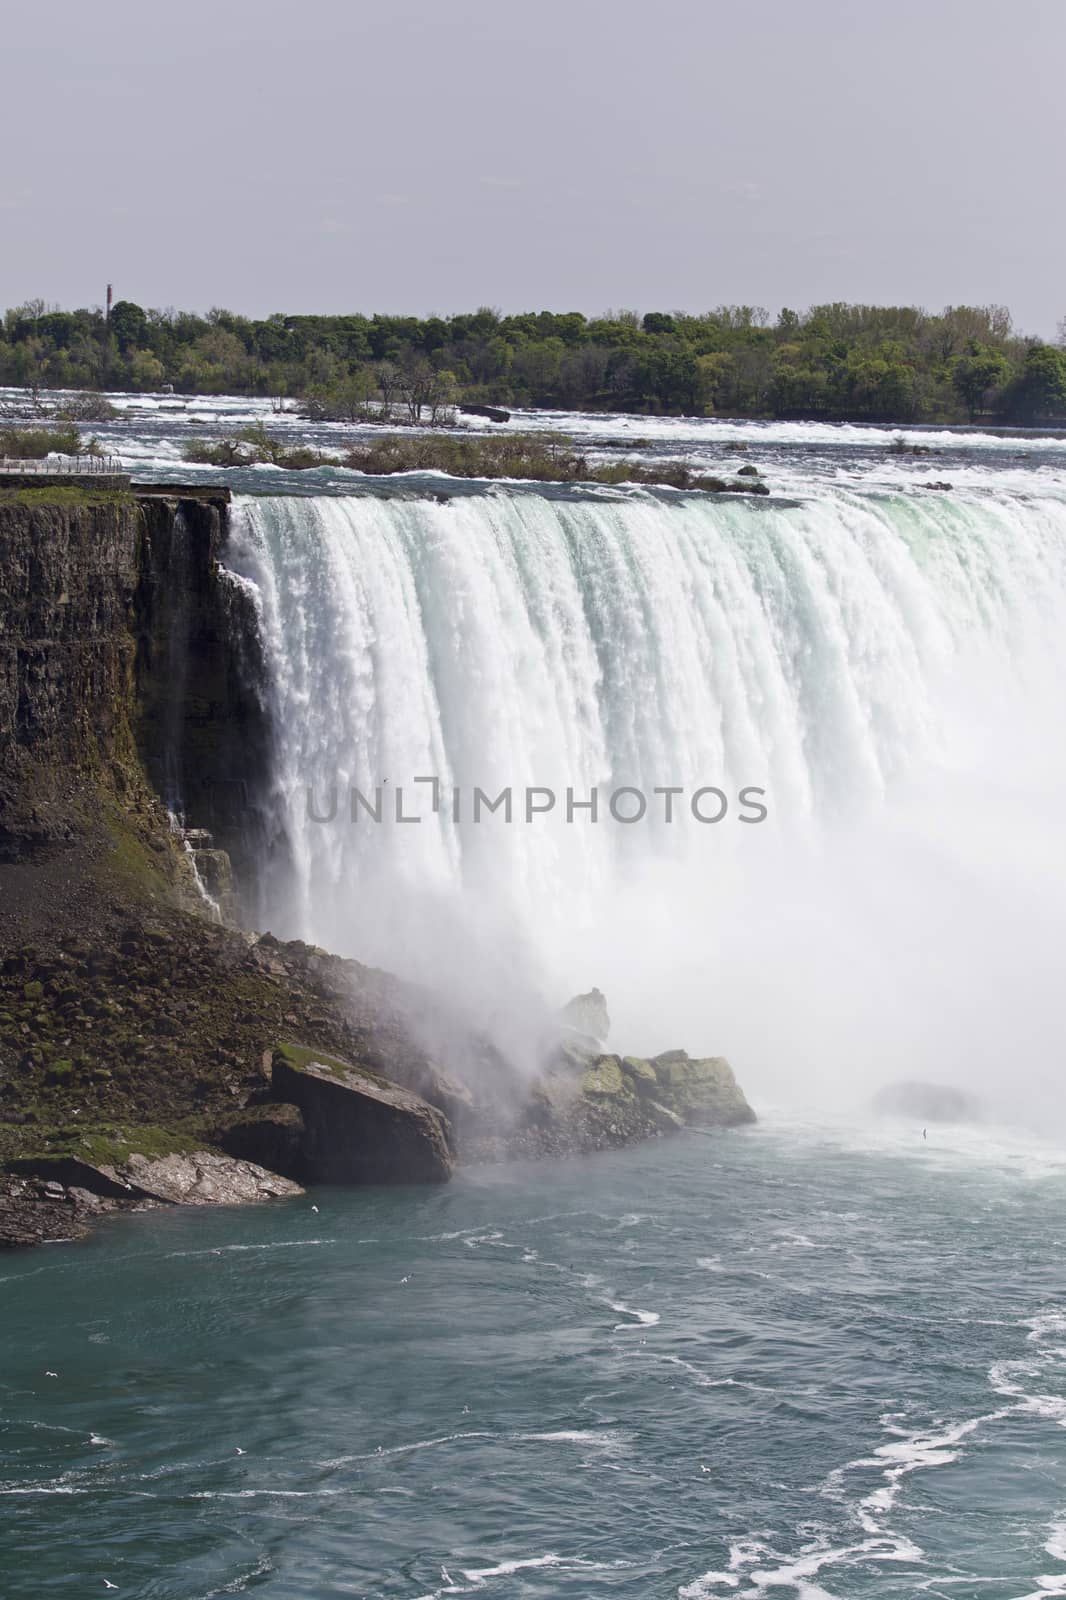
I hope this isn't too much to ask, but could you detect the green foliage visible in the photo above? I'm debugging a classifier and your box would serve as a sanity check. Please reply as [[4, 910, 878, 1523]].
[[54, 392, 118, 422], [0, 425, 82, 458], [0, 486, 132, 508], [1004, 344, 1066, 422], [182, 425, 328, 469], [276, 1041, 354, 1079], [108, 299, 148, 352], [1, 297, 1060, 425], [951, 343, 1011, 421], [341, 432, 768, 493], [180, 426, 766, 492], [27, 1122, 203, 1167]]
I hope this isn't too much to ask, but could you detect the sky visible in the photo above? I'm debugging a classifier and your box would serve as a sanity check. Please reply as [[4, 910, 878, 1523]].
[[2, 0, 1064, 336]]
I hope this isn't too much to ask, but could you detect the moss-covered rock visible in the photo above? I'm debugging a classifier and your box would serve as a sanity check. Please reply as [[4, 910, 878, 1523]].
[[652, 1052, 756, 1126], [580, 1056, 627, 1098], [272, 1044, 453, 1184], [621, 1055, 659, 1094]]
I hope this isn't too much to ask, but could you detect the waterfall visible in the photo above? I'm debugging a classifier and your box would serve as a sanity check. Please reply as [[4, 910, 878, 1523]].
[[225, 482, 1066, 1113]]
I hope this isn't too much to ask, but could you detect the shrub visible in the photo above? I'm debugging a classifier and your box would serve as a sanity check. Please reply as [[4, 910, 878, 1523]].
[[342, 432, 769, 493], [0, 425, 82, 459], [54, 393, 118, 422], [182, 428, 329, 470]]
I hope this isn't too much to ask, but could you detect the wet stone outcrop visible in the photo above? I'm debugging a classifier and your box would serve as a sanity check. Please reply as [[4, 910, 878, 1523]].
[[0, 1150, 300, 1249], [272, 1045, 454, 1184], [0, 1175, 103, 1248], [479, 1025, 756, 1161], [559, 986, 611, 1044]]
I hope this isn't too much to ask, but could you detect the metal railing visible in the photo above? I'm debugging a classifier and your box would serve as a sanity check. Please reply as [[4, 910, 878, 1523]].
[[0, 454, 125, 475]]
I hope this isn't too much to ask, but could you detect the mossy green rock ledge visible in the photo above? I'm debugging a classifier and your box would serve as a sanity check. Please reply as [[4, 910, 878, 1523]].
[[650, 1051, 756, 1126], [272, 1043, 454, 1185], [579, 1048, 755, 1130]]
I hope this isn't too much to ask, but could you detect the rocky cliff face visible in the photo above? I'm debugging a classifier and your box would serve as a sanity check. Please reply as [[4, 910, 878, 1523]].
[[0, 489, 144, 857], [133, 491, 276, 912], [0, 485, 271, 906]]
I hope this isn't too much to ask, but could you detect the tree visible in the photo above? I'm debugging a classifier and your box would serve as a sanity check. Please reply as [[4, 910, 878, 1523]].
[[109, 299, 148, 352], [129, 349, 166, 390], [1005, 344, 1066, 422], [428, 368, 458, 424], [400, 357, 436, 421], [951, 344, 1010, 422]]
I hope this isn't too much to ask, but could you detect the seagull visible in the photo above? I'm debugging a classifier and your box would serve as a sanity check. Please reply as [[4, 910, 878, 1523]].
[[400, 1275, 409, 1284], [922, 1128, 927, 1140], [311, 1204, 319, 1214], [235, 1447, 245, 1456], [700, 1464, 711, 1473], [441, 1566, 453, 1585], [103, 1582, 118, 1591], [45, 1371, 58, 1378]]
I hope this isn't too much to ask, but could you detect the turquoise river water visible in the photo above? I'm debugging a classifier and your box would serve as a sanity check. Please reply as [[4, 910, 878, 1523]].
[[4, 1113, 1066, 1600]]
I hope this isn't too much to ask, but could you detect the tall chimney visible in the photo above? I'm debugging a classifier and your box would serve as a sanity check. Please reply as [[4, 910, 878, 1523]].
[[106, 284, 113, 322]]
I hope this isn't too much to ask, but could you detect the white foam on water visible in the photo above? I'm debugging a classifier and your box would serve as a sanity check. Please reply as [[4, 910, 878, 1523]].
[[989, 1310, 1066, 1426], [190, 1488, 344, 1499], [320, 1426, 623, 1471], [197, 1552, 275, 1597], [163, 1238, 335, 1258], [680, 1529, 921, 1599], [680, 1306, 1066, 1598], [462, 1554, 563, 1579], [509, 1429, 623, 1446], [409, 1551, 635, 1600], [606, 1298, 661, 1328]]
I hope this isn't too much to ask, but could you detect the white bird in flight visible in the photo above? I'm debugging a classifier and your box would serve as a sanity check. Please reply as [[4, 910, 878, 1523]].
[[235, 1447, 245, 1455], [311, 1204, 319, 1213], [103, 1582, 118, 1591], [45, 1371, 58, 1378]]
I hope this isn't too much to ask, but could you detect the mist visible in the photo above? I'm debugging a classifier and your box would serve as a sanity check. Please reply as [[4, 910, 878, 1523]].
[[223, 470, 1066, 1135]]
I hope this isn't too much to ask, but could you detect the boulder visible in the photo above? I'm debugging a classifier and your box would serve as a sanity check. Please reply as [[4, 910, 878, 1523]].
[[9, 1149, 302, 1205], [216, 1103, 306, 1180], [272, 1043, 453, 1184], [873, 1080, 980, 1123], [580, 1056, 625, 1098], [621, 1055, 659, 1094], [459, 404, 512, 423], [652, 1051, 756, 1126], [0, 1179, 94, 1248], [120, 1150, 302, 1205], [560, 987, 611, 1043]]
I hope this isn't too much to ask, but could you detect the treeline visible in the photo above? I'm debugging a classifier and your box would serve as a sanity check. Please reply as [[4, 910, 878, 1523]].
[[3, 298, 1066, 425]]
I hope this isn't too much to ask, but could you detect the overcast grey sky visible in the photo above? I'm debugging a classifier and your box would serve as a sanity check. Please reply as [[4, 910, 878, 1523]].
[[2, 0, 1064, 334]]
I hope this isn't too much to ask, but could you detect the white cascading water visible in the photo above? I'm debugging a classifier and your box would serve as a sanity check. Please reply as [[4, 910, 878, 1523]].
[[227, 483, 1066, 1116]]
